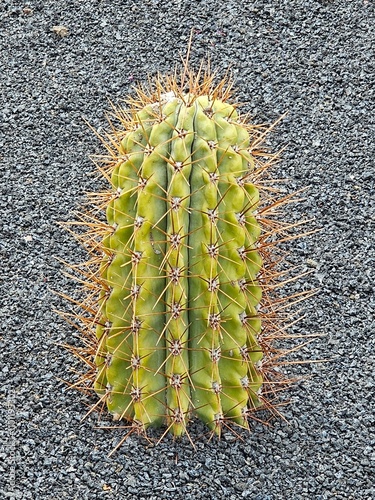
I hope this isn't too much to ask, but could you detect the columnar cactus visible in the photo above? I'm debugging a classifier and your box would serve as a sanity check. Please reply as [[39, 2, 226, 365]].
[[65, 62, 303, 443]]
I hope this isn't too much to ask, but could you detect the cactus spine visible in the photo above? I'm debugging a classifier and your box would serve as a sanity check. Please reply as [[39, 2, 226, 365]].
[[64, 62, 304, 443]]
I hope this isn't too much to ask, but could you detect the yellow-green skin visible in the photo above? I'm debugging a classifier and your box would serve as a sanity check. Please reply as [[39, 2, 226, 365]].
[[94, 94, 263, 436]]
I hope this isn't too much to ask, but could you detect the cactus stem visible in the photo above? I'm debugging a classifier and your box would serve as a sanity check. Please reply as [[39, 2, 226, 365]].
[[59, 54, 318, 449]]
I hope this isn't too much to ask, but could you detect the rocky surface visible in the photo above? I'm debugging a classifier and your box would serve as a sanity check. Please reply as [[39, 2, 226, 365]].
[[1, 1, 374, 498]]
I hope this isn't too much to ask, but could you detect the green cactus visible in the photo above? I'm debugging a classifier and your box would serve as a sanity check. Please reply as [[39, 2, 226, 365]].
[[64, 62, 303, 443]]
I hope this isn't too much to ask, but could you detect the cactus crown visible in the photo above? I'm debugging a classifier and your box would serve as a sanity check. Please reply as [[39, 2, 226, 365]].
[[62, 57, 311, 448]]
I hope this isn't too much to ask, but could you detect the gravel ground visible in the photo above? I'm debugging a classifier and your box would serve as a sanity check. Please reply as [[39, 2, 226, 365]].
[[1, 0, 374, 498]]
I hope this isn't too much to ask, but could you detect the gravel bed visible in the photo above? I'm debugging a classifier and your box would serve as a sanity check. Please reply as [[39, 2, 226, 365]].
[[1, 1, 374, 498]]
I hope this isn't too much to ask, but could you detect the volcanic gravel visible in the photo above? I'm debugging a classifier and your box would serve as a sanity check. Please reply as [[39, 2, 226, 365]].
[[1, 0, 374, 498]]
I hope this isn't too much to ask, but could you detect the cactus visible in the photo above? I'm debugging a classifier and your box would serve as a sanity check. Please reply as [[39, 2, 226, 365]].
[[63, 60, 310, 444]]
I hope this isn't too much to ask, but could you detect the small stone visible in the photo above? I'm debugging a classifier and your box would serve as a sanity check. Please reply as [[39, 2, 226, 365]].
[[306, 258, 318, 268], [51, 26, 69, 37], [235, 481, 247, 491]]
